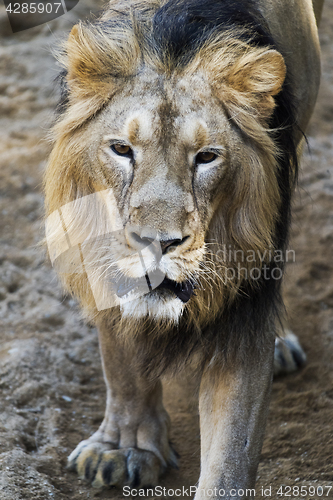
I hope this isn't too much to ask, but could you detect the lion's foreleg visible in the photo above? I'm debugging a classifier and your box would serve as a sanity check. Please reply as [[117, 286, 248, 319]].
[[195, 339, 275, 500], [67, 321, 177, 488]]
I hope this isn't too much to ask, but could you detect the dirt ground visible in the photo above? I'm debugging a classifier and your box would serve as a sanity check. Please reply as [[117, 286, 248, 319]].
[[0, 1, 332, 499]]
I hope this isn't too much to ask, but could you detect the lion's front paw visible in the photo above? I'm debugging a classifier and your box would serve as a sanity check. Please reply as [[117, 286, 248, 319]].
[[274, 330, 307, 376], [68, 440, 162, 488]]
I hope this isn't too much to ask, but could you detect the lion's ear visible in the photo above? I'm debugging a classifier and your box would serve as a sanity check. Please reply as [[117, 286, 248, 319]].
[[227, 49, 286, 96], [65, 23, 140, 101], [53, 23, 140, 132], [201, 46, 286, 127], [66, 24, 116, 100], [223, 49, 286, 124]]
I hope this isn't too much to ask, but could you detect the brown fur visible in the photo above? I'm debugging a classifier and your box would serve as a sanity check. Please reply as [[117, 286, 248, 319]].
[[45, 4, 286, 330], [45, 0, 323, 496]]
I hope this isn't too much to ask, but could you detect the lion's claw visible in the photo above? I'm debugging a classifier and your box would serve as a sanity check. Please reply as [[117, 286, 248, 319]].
[[274, 330, 307, 376], [68, 441, 162, 488]]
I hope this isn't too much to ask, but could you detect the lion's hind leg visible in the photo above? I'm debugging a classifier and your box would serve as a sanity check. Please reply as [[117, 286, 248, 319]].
[[274, 329, 307, 376]]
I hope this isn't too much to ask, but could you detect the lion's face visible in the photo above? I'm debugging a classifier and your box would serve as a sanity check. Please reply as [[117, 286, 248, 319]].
[[46, 17, 286, 323], [80, 69, 244, 320]]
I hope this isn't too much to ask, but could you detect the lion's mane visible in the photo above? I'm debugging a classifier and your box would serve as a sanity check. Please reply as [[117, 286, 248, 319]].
[[45, 0, 299, 374]]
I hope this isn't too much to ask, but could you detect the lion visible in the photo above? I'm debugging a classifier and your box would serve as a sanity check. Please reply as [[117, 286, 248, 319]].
[[44, 0, 324, 497]]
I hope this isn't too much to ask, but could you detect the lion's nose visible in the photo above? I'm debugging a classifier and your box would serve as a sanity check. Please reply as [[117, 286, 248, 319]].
[[159, 237, 190, 254], [128, 229, 190, 255]]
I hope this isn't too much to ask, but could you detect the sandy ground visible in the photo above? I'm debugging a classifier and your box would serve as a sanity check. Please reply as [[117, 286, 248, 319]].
[[0, 1, 332, 499]]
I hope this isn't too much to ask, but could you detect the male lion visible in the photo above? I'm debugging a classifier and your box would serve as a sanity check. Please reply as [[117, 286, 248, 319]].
[[44, 0, 323, 497]]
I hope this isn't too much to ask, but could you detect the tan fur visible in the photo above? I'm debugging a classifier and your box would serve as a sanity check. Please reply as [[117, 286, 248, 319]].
[[45, 0, 322, 496], [45, 18, 286, 327]]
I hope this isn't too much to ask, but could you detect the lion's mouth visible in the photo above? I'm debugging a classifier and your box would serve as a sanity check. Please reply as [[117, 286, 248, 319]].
[[115, 272, 195, 303], [155, 276, 195, 303]]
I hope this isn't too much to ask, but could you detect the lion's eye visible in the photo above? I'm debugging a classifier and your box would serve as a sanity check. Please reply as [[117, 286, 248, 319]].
[[111, 144, 133, 157], [196, 151, 217, 164]]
